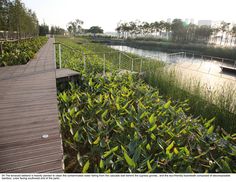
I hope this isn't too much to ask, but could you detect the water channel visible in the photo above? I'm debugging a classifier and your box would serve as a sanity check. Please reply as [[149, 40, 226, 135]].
[[110, 45, 236, 108], [110, 45, 236, 84]]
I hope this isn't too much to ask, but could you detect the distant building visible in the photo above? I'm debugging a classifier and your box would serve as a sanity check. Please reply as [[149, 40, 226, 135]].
[[190, 19, 195, 24], [198, 20, 212, 26]]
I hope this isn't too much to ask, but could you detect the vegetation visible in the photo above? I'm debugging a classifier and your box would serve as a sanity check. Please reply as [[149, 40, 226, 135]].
[[0, 37, 47, 66], [57, 37, 236, 132], [94, 38, 236, 60], [86, 26, 104, 36], [67, 19, 84, 36], [39, 23, 49, 36], [0, 0, 39, 38], [116, 19, 236, 46], [143, 66, 236, 132], [50, 26, 65, 35], [56, 37, 236, 173]]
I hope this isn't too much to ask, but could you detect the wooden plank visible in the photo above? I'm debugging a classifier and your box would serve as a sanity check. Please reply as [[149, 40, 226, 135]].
[[220, 66, 236, 73], [56, 68, 79, 79], [0, 38, 63, 173]]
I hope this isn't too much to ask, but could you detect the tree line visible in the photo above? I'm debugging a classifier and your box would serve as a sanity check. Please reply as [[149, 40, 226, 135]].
[[0, 0, 38, 39], [66, 19, 103, 36], [39, 24, 65, 36], [116, 19, 236, 45]]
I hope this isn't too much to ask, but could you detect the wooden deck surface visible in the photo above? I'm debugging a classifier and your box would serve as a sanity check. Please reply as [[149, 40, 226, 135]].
[[56, 68, 79, 79], [0, 38, 63, 173]]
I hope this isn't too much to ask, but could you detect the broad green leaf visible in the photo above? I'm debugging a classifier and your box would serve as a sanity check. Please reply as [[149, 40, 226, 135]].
[[116, 96, 120, 110], [207, 126, 214, 135], [93, 136, 100, 145], [147, 160, 152, 171], [149, 113, 156, 125], [69, 107, 75, 116], [151, 133, 156, 140], [130, 122, 135, 128], [184, 146, 190, 156], [99, 159, 104, 169], [120, 145, 127, 152], [164, 100, 171, 109], [102, 109, 108, 119], [82, 160, 90, 173], [186, 165, 193, 173], [105, 169, 111, 173], [116, 121, 124, 131], [88, 97, 92, 107], [148, 124, 157, 132], [88, 78, 94, 87], [103, 146, 119, 158], [166, 141, 175, 153], [146, 143, 151, 151], [122, 100, 132, 109], [73, 131, 79, 142], [124, 152, 136, 168], [61, 92, 68, 102], [140, 111, 149, 119], [204, 117, 215, 128], [174, 147, 179, 155]]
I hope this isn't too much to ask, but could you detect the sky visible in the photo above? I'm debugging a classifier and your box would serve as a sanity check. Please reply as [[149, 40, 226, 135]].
[[22, 0, 236, 32]]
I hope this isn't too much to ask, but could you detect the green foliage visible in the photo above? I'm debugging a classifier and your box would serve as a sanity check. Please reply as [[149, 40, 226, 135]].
[[0, 0, 39, 36], [0, 37, 47, 66], [58, 73, 236, 173], [56, 37, 236, 173]]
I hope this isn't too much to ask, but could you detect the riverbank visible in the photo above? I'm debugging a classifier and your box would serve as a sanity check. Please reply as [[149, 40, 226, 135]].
[[92, 37, 236, 61]]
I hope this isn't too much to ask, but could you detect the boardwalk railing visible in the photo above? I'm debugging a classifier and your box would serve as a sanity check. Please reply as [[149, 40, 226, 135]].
[[54, 42, 143, 74]]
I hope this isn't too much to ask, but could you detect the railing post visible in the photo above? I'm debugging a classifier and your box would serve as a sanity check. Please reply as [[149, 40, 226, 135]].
[[103, 54, 106, 75], [119, 52, 121, 70], [83, 53, 86, 71], [58, 44, 62, 69], [53, 43, 56, 69], [140, 59, 143, 73], [131, 59, 134, 72]]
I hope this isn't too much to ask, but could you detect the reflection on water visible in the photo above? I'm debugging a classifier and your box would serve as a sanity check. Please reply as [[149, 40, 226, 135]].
[[110, 45, 236, 88]]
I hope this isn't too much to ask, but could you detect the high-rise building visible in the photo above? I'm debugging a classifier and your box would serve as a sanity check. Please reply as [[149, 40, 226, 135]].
[[198, 20, 212, 26], [190, 19, 194, 24]]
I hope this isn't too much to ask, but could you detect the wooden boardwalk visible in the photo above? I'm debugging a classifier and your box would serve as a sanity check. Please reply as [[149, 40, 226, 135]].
[[0, 38, 63, 173]]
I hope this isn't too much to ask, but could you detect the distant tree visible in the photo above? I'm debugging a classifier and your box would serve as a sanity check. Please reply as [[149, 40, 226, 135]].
[[115, 25, 121, 38], [67, 19, 84, 36], [39, 23, 49, 36], [0, 0, 39, 38], [231, 26, 236, 46], [50, 26, 55, 34], [171, 19, 185, 41], [87, 26, 103, 36], [195, 25, 212, 42], [219, 21, 230, 45]]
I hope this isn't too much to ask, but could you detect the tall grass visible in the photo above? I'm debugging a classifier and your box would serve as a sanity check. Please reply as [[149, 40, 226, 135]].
[[142, 65, 236, 132]]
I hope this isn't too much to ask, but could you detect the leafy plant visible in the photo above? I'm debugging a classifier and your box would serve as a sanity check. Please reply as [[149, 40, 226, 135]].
[[58, 73, 236, 173], [0, 37, 48, 67]]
